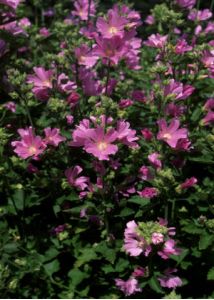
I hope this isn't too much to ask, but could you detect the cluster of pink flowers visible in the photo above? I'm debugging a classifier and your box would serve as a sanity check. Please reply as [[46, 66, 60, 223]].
[[115, 219, 182, 295], [123, 219, 181, 259], [70, 115, 138, 160], [202, 98, 214, 125], [11, 127, 65, 159], [27, 67, 76, 101]]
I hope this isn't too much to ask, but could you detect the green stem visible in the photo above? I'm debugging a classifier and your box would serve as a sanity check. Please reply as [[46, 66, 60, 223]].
[[164, 201, 169, 221], [197, 0, 201, 10], [211, 0, 214, 11], [105, 60, 111, 96], [21, 97, 34, 129], [171, 199, 176, 221]]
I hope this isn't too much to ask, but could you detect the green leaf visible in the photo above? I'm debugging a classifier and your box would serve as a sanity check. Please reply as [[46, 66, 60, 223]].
[[207, 267, 214, 280], [199, 234, 214, 250], [114, 258, 129, 272], [74, 248, 98, 268], [44, 259, 60, 277], [4, 242, 18, 253], [118, 207, 134, 217], [41, 248, 59, 263], [128, 196, 150, 207], [95, 242, 116, 264], [68, 268, 89, 287], [149, 277, 164, 294]]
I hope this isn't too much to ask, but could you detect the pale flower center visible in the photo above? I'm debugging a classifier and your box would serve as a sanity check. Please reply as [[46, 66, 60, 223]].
[[29, 146, 37, 155], [43, 80, 52, 88], [105, 48, 114, 56], [138, 240, 145, 248], [109, 26, 118, 34], [163, 133, 171, 140], [97, 141, 108, 151], [79, 55, 86, 63]]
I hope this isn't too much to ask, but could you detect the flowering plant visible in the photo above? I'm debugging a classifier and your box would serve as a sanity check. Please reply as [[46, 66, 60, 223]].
[[0, 0, 214, 298]]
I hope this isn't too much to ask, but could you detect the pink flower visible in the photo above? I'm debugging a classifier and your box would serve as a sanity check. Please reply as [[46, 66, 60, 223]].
[[57, 73, 76, 93], [148, 152, 162, 169], [65, 165, 88, 190], [181, 177, 197, 189], [92, 36, 125, 65], [175, 138, 191, 151], [67, 91, 80, 108], [116, 120, 138, 148], [119, 99, 133, 108], [96, 10, 127, 39], [66, 115, 74, 125], [124, 221, 151, 257], [158, 239, 181, 259], [138, 187, 158, 199], [139, 166, 153, 181], [158, 269, 182, 289], [11, 127, 46, 159], [44, 128, 65, 147], [115, 278, 142, 296], [72, 0, 96, 21], [0, 21, 26, 36], [141, 128, 153, 141], [18, 17, 31, 28], [152, 232, 164, 245], [205, 22, 214, 34], [132, 90, 146, 102], [164, 79, 195, 101], [132, 267, 145, 278], [188, 9, 212, 21], [204, 98, 214, 111], [144, 34, 168, 48], [70, 119, 93, 147], [84, 127, 118, 161], [202, 111, 214, 125], [145, 15, 155, 25], [0, 0, 21, 10], [175, 39, 192, 54], [75, 44, 98, 68], [27, 67, 53, 101], [165, 103, 186, 118], [176, 0, 196, 9], [4, 101, 16, 112], [157, 119, 188, 148], [39, 27, 50, 37]]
